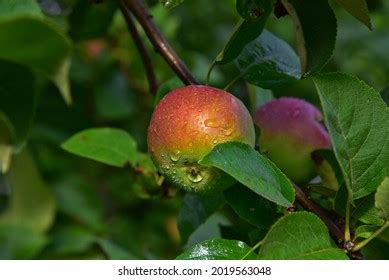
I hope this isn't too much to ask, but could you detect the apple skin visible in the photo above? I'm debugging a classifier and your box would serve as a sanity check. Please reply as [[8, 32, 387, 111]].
[[254, 97, 331, 184], [147, 85, 255, 193]]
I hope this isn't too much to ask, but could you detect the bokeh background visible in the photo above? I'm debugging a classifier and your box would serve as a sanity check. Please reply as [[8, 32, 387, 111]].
[[0, 0, 388, 259]]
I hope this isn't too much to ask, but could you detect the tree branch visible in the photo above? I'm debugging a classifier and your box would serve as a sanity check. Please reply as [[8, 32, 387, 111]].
[[294, 184, 344, 242], [121, 0, 199, 85], [119, 0, 159, 95]]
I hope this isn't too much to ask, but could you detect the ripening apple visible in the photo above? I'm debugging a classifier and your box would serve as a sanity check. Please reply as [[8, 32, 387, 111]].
[[254, 97, 331, 184], [147, 85, 255, 193]]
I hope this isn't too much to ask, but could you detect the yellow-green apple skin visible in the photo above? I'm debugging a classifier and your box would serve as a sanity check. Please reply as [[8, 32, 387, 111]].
[[254, 97, 331, 184], [147, 85, 255, 193]]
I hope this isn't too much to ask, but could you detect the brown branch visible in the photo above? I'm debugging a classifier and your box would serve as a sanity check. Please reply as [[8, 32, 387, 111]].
[[121, 0, 199, 85], [119, 0, 159, 95], [294, 184, 344, 242]]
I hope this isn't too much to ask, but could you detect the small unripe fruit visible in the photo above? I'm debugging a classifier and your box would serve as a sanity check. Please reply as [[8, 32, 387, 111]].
[[254, 97, 331, 184], [148, 85, 255, 193]]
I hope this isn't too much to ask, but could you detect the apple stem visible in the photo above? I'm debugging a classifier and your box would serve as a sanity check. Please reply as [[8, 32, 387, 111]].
[[241, 239, 264, 260], [224, 73, 244, 91]]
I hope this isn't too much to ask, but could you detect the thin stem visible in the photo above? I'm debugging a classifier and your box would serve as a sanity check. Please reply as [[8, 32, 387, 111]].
[[223, 73, 244, 91], [344, 198, 351, 242], [241, 240, 263, 260], [122, 0, 199, 85], [294, 184, 344, 242], [119, 0, 158, 95], [205, 59, 217, 86], [353, 222, 389, 252]]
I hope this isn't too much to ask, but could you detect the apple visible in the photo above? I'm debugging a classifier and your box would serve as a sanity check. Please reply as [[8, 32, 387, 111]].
[[254, 97, 331, 184], [148, 85, 255, 193]]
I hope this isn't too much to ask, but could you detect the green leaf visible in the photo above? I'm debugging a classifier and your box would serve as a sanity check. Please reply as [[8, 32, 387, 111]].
[[235, 30, 300, 89], [95, 71, 136, 120], [69, 0, 117, 41], [177, 192, 225, 244], [236, 0, 272, 20], [281, 0, 337, 76], [354, 225, 378, 240], [352, 194, 385, 226], [0, 60, 36, 146], [224, 184, 276, 228], [61, 128, 138, 168], [0, 151, 56, 233], [0, 224, 47, 259], [375, 177, 389, 221], [96, 238, 136, 260], [381, 87, 389, 106], [313, 73, 389, 201], [258, 212, 348, 260], [48, 225, 96, 256], [0, 0, 43, 19], [53, 176, 105, 232], [336, 0, 372, 30], [185, 213, 230, 248], [200, 142, 295, 207], [215, 0, 274, 64], [0, 17, 72, 104], [176, 239, 256, 260]]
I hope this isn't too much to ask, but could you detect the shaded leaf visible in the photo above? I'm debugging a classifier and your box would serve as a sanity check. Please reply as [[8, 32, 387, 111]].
[[0, 60, 36, 146], [336, 0, 372, 30], [96, 238, 136, 260], [216, 0, 274, 64], [235, 30, 300, 88], [375, 177, 389, 220], [224, 184, 276, 228], [69, 0, 117, 41], [281, 0, 337, 76], [258, 212, 348, 259], [53, 176, 104, 232], [313, 73, 389, 201], [200, 142, 295, 207], [177, 239, 256, 260], [0, 224, 47, 260], [352, 194, 385, 226], [185, 213, 230, 248], [61, 128, 138, 168], [381, 87, 389, 106], [177, 192, 225, 244], [0, 17, 72, 104], [0, 151, 56, 233]]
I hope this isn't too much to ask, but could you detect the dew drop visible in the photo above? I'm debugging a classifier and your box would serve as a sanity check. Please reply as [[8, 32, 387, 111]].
[[170, 150, 181, 162], [204, 118, 220, 128], [188, 173, 203, 183]]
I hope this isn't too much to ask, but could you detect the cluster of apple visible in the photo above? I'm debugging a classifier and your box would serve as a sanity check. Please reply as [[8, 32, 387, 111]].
[[147, 85, 331, 193]]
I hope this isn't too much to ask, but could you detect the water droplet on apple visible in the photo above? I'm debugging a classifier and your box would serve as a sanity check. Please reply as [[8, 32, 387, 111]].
[[188, 172, 203, 183], [170, 151, 181, 162], [204, 118, 220, 128]]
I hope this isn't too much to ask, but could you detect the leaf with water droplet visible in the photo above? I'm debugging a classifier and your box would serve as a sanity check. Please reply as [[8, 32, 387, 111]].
[[160, 0, 184, 9]]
